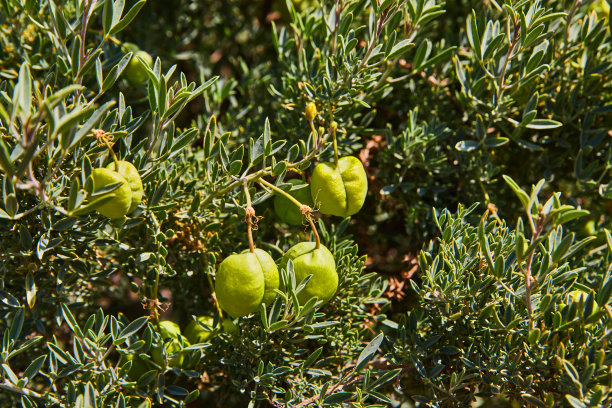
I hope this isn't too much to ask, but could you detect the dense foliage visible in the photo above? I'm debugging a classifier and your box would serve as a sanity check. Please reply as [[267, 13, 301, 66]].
[[1, 0, 611, 407]]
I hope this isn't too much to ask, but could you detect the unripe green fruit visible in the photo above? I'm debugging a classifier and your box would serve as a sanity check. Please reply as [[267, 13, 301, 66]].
[[215, 249, 279, 317], [280, 242, 337, 304], [151, 321, 187, 368], [90, 168, 132, 219], [121, 42, 140, 53], [185, 316, 238, 343], [274, 179, 313, 226], [567, 290, 600, 315], [222, 318, 238, 334], [310, 156, 367, 218], [588, 0, 610, 18], [124, 49, 153, 85], [184, 316, 215, 344], [106, 161, 143, 214], [120, 354, 149, 380]]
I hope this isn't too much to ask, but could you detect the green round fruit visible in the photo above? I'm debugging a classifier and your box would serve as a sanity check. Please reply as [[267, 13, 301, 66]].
[[184, 316, 215, 344], [310, 156, 367, 218], [124, 49, 153, 85], [567, 290, 600, 315], [588, 0, 610, 18], [106, 160, 143, 214], [121, 354, 150, 380], [215, 249, 279, 317], [151, 320, 187, 368], [222, 318, 238, 335], [274, 179, 313, 226], [121, 42, 140, 53], [280, 242, 337, 304], [90, 168, 132, 219]]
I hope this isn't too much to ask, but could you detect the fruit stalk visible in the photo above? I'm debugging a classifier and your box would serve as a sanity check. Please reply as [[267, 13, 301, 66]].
[[101, 136, 120, 169], [258, 178, 320, 248], [258, 178, 304, 210], [331, 121, 339, 167], [305, 212, 321, 249], [243, 178, 255, 253]]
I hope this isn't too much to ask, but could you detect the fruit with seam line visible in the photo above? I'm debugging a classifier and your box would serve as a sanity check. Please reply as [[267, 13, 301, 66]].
[[215, 249, 279, 317], [106, 160, 143, 214], [89, 168, 132, 219], [310, 156, 367, 218], [280, 241, 337, 305]]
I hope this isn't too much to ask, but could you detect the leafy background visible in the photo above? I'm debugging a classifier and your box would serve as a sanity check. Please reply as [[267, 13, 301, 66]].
[[1, 0, 611, 407]]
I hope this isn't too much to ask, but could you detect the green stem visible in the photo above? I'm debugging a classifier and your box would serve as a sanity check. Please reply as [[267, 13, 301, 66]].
[[258, 178, 303, 210], [0, 382, 60, 404], [103, 138, 120, 169], [331, 122, 339, 167], [309, 120, 318, 151], [258, 178, 320, 249], [149, 211, 162, 324], [200, 127, 333, 209]]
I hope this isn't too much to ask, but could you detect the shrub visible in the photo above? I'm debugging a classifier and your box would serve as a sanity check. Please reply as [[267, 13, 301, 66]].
[[0, 0, 610, 407]]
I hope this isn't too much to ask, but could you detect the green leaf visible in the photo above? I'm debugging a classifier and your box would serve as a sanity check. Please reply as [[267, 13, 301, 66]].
[[2, 364, 19, 384], [483, 137, 509, 148], [102, 53, 132, 92], [13, 62, 32, 118], [102, 0, 113, 34], [466, 11, 482, 58], [368, 368, 401, 390], [521, 394, 546, 407], [556, 210, 589, 225], [565, 395, 586, 408], [23, 355, 46, 381], [525, 119, 562, 129], [25, 272, 36, 309], [116, 316, 149, 343], [356, 332, 384, 371], [263, 117, 271, 155], [388, 39, 414, 60], [109, 0, 146, 35], [61, 304, 84, 338], [0, 138, 14, 176], [323, 392, 354, 404], [9, 307, 24, 342], [478, 218, 495, 273], [455, 140, 479, 151], [503, 175, 530, 209]]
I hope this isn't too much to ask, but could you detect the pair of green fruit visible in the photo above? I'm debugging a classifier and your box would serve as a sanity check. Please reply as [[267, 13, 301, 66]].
[[124, 318, 236, 379], [274, 156, 368, 225], [89, 161, 143, 219], [215, 242, 337, 318]]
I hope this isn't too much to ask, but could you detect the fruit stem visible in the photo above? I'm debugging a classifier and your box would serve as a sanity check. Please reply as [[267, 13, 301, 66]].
[[306, 212, 321, 250], [309, 120, 318, 151], [257, 178, 320, 248], [257, 178, 303, 210], [242, 179, 255, 253], [102, 136, 120, 169], [331, 121, 339, 167]]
